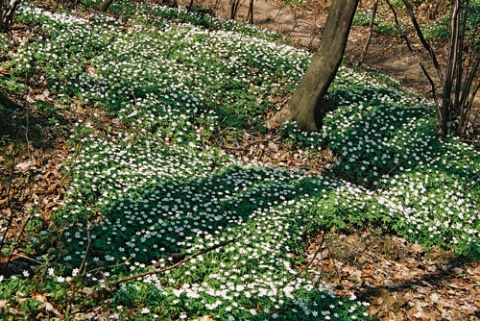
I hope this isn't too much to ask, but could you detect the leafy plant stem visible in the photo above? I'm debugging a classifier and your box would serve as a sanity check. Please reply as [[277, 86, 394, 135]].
[[78, 223, 93, 275]]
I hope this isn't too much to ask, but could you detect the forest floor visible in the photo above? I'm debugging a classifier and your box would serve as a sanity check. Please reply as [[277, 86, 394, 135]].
[[196, 0, 480, 129], [183, 0, 431, 90], [176, 1, 480, 320], [0, 1, 479, 320]]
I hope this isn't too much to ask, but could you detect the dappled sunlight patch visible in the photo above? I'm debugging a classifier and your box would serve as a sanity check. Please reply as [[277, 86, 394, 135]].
[[281, 66, 480, 255], [56, 137, 373, 319], [11, 2, 310, 135], [1, 1, 479, 320]]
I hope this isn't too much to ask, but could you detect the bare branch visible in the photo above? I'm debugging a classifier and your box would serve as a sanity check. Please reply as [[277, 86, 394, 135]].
[[385, 0, 440, 112], [402, 0, 445, 84], [357, 0, 378, 66], [78, 223, 94, 275]]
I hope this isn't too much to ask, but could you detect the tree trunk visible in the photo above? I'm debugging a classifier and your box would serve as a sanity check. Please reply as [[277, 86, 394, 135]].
[[441, 0, 461, 137], [101, 0, 114, 12], [187, 0, 194, 12], [247, 0, 254, 24], [230, 0, 241, 20], [0, 0, 21, 32], [271, 0, 359, 131]]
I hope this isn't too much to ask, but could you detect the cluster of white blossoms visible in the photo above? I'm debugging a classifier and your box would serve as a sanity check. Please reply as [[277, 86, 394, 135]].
[[8, 3, 478, 320]]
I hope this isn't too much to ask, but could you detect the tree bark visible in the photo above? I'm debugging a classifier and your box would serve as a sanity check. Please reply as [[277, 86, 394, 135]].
[[230, 0, 242, 20], [247, 0, 254, 24], [101, 0, 114, 12], [271, 0, 359, 131], [0, 0, 21, 32], [441, 0, 461, 136]]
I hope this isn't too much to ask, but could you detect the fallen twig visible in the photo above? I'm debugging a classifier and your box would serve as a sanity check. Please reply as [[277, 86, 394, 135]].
[[7, 252, 43, 264], [105, 238, 238, 291], [212, 137, 281, 152], [288, 231, 325, 280]]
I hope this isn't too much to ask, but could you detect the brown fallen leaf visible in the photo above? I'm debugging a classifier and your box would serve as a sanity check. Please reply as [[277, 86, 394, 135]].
[[460, 304, 476, 315], [430, 292, 439, 304], [0, 299, 8, 311], [412, 309, 431, 321], [373, 297, 384, 305], [2, 207, 12, 216], [14, 161, 33, 172], [415, 286, 429, 294], [38, 302, 62, 317], [268, 141, 279, 152], [369, 305, 379, 316]]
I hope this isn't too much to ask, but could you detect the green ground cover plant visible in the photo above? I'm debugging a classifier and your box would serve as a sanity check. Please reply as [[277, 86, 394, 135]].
[[0, 2, 479, 320], [283, 67, 480, 254]]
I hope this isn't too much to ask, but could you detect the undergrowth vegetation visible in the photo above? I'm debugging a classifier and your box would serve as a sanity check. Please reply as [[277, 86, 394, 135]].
[[352, 0, 480, 41], [0, 1, 479, 320]]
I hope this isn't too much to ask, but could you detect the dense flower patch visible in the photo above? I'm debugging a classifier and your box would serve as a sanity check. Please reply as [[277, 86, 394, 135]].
[[284, 68, 480, 255], [0, 2, 478, 320]]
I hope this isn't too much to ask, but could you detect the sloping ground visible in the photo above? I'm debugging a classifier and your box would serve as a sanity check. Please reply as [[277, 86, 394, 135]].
[[191, 0, 480, 137], [307, 230, 480, 320], [0, 2, 479, 321], [183, 0, 434, 92]]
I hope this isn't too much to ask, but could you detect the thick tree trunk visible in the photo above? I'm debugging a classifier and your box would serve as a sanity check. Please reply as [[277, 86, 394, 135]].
[[271, 0, 359, 131]]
